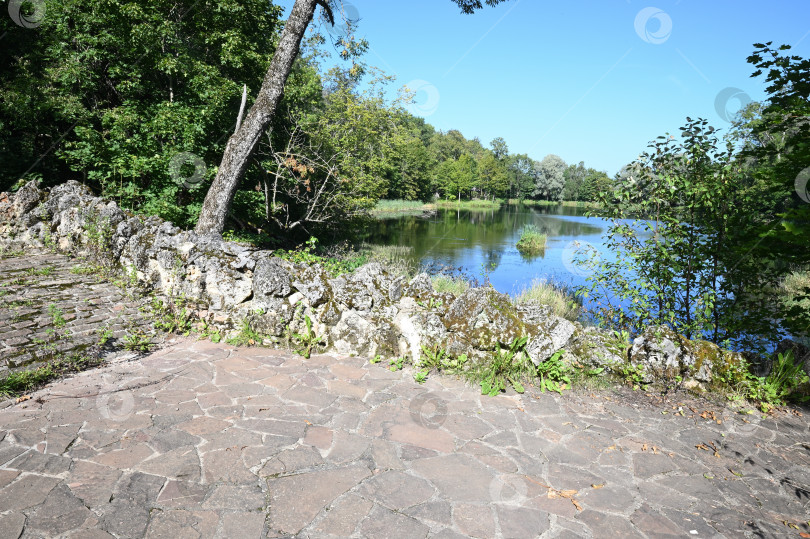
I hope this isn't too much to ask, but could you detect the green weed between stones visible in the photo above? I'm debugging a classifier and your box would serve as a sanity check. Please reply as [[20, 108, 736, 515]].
[[226, 319, 265, 347], [536, 350, 573, 394], [47, 304, 66, 327], [472, 336, 535, 396], [122, 332, 152, 352], [292, 315, 325, 359], [27, 265, 55, 277], [718, 351, 809, 411], [148, 297, 193, 335], [388, 356, 405, 371], [0, 354, 102, 399]]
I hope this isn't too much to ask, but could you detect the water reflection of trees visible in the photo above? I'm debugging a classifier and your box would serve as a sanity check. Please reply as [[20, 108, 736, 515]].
[[364, 206, 604, 269]]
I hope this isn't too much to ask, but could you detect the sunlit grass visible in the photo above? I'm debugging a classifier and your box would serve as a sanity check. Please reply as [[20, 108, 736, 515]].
[[512, 278, 581, 321], [435, 199, 502, 210], [515, 224, 547, 256], [360, 243, 417, 278], [372, 200, 434, 214], [431, 274, 470, 296]]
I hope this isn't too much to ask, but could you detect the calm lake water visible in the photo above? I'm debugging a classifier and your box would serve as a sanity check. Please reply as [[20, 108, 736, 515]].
[[366, 204, 646, 297]]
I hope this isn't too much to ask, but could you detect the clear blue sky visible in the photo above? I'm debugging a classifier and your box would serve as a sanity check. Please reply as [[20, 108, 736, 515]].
[[281, 0, 810, 176]]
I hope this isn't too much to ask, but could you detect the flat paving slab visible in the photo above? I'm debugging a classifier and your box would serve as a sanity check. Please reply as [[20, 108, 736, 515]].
[[0, 336, 808, 538]]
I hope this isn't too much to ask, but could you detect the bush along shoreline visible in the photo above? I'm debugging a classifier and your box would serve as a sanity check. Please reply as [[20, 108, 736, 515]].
[[1, 180, 808, 410]]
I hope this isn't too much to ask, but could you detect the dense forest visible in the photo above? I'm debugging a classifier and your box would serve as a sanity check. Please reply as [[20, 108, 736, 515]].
[[0, 0, 607, 238]]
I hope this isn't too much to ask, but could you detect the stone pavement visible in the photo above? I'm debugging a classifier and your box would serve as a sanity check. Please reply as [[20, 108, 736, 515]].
[[0, 338, 809, 538], [0, 250, 156, 375]]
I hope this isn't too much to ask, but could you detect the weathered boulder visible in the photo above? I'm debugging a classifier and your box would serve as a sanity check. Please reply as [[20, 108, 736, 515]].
[[564, 326, 627, 369], [517, 301, 578, 365], [404, 273, 433, 299], [629, 325, 725, 383], [445, 288, 527, 351], [394, 298, 449, 364], [329, 263, 390, 313], [330, 310, 375, 355], [254, 257, 294, 299], [12, 181, 43, 218]]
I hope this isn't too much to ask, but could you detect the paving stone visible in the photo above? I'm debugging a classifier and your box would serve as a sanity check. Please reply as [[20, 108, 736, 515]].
[[219, 511, 266, 537], [175, 416, 231, 436], [578, 484, 636, 513], [311, 493, 373, 536], [24, 483, 96, 536], [136, 446, 200, 481], [411, 454, 495, 502], [453, 503, 496, 538], [357, 504, 429, 539], [91, 443, 155, 469], [0, 512, 25, 539], [144, 509, 219, 538], [202, 484, 265, 511], [326, 431, 371, 464], [630, 503, 689, 537], [496, 505, 551, 538], [0, 473, 60, 512], [387, 422, 455, 453], [99, 472, 165, 538], [0, 468, 20, 488], [576, 509, 645, 538], [67, 460, 121, 508], [267, 465, 371, 534], [356, 470, 435, 509], [156, 480, 210, 508]]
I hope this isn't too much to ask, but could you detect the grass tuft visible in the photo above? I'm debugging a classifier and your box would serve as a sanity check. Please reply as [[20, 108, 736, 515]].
[[515, 224, 547, 256], [431, 274, 470, 296], [513, 278, 581, 321]]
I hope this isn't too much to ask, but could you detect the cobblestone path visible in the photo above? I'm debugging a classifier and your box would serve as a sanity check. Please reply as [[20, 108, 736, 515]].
[[0, 335, 808, 538], [0, 251, 157, 376]]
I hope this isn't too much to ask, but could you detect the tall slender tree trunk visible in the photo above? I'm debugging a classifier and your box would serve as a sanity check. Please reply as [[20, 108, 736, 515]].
[[195, 0, 330, 236]]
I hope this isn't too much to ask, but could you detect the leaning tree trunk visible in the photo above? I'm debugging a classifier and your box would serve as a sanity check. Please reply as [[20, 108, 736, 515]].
[[195, 0, 332, 236]]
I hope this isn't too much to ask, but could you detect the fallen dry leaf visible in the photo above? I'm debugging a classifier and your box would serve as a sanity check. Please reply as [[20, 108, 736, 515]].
[[15, 395, 31, 404]]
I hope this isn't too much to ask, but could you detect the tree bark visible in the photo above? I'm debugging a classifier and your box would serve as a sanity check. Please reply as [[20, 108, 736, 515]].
[[195, 0, 330, 236]]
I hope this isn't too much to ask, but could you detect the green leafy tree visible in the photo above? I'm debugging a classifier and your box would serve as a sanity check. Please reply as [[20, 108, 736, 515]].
[[196, 0, 512, 235], [477, 151, 510, 200], [533, 154, 566, 201], [506, 154, 535, 200], [0, 0, 283, 229], [583, 118, 789, 352]]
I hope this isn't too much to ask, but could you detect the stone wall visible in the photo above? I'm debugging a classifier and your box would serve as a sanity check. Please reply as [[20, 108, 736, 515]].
[[2, 180, 798, 386]]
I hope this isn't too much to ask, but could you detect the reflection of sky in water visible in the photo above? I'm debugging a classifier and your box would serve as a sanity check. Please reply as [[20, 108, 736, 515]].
[[366, 205, 651, 299]]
